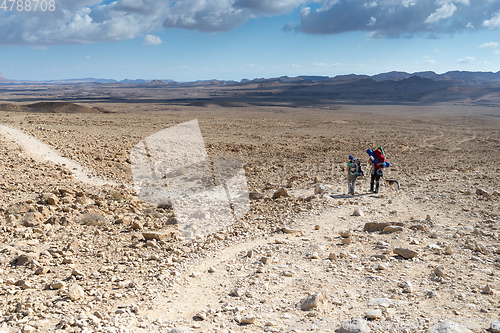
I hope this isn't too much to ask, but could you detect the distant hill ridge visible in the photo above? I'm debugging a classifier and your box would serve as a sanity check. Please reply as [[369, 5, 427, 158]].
[[1, 70, 500, 86]]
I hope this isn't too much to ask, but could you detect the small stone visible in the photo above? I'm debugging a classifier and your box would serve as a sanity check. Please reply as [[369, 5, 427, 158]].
[[131, 221, 143, 230], [365, 309, 383, 320], [434, 266, 446, 277], [272, 188, 289, 199], [22, 325, 36, 333], [299, 292, 325, 311], [400, 281, 413, 293], [260, 256, 271, 264], [363, 222, 390, 232], [339, 230, 352, 238], [72, 269, 85, 278], [341, 236, 352, 245], [393, 248, 418, 259], [374, 263, 388, 270], [338, 318, 371, 333], [352, 209, 363, 216], [240, 314, 256, 325], [168, 328, 192, 333], [142, 232, 165, 241], [314, 224, 321, 230], [482, 284, 495, 295], [476, 188, 492, 197], [35, 267, 49, 275], [50, 281, 65, 290], [328, 253, 337, 260], [68, 283, 84, 301], [207, 266, 216, 273], [47, 196, 59, 205], [14, 252, 39, 266], [428, 319, 472, 333], [195, 312, 207, 321], [383, 225, 404, 233]]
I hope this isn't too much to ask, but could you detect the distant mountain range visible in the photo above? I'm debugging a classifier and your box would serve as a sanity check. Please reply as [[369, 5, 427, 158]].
[[1, 70, 500, 86], [2, 70, 500, 105]]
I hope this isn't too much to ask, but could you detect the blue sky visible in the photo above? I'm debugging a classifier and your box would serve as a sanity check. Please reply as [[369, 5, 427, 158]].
[[1, 0, 500, 82]]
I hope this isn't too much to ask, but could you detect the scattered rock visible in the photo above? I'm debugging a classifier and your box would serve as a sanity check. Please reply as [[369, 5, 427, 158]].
[[383, 225, 404, 233], [240, 314, 256, 325], [363, 222, 391, 232], [428, 319, 472, 333], [482, 284, 495, 295], [393, 248, 418, 259], [272, 188, 289, 199], [476, 188, 492, 198], [131, 221, 143, 230], [168, 328, 192, 333], [365, 309, 383, 320], [352, 209, 363, 216], [68, 283, 84, 301], [299, 292, 325, 311], [400, 281, 413, 293], [337, 318, 370, 333], [142, 232, 165, 241], [14, 252, 39, 266], [50, 281, 65, 290]]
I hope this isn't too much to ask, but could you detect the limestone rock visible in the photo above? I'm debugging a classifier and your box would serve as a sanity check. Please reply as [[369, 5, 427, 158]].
[[240, 314, 256, 325], [299, 292, 325, 311], [363, 222, 390, 232], [482, 284, 495, 295], [68, 283, 84, 301], [427, 320, 472, 333], [383, 225, 404, 233], [352, 209, 363, 216], [272, 188, 289, 199], [337, 318, 371, 333], [400, 281, 413, 293], [142, 232, 165, 241], [14, 252, 39, 266], [393, 248, 418, 259], [365, 309, 382, 320], [168, 328, 192, 333], [50, 281, 65, 290]]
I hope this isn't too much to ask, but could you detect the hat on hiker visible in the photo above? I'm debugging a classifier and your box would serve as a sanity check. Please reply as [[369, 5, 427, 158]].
[[349, 155, 354, 160]]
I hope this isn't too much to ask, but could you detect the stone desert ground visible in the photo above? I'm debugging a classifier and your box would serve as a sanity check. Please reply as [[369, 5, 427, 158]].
[[0, 100, 499, 333]]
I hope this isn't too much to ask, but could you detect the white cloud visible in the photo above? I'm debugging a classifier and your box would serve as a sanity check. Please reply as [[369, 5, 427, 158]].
[[313, 62, 342, 68], [483, 11, 500, 28], [425, 3, 457, 24], [479, 41, 498, 48], [143, 34, 162, 45], [0, 0, 500, 45], [457, 56, 475, 64]]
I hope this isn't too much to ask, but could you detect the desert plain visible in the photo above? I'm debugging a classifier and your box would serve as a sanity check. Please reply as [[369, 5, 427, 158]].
[[0, 83, 499, 333]]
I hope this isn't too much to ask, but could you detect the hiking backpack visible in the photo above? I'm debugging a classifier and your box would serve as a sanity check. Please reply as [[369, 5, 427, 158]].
[[350, 158, 363, 177]]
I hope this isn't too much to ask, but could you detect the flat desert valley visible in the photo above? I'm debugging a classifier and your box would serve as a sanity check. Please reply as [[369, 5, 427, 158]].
[[0, 85, 499, 332]]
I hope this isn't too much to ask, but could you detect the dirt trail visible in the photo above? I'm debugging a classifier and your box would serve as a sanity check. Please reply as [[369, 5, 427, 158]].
[[142, 187, 410, 331], [0, 125, 117, 186]]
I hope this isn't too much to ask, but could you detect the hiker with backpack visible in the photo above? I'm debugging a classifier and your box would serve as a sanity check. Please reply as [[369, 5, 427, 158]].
[[347, 155, 363, 195], [366, 147, 391, 193]]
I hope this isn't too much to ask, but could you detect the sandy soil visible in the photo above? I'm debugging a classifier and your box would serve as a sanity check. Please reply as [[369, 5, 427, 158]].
[[0, 103, 498, 333]]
